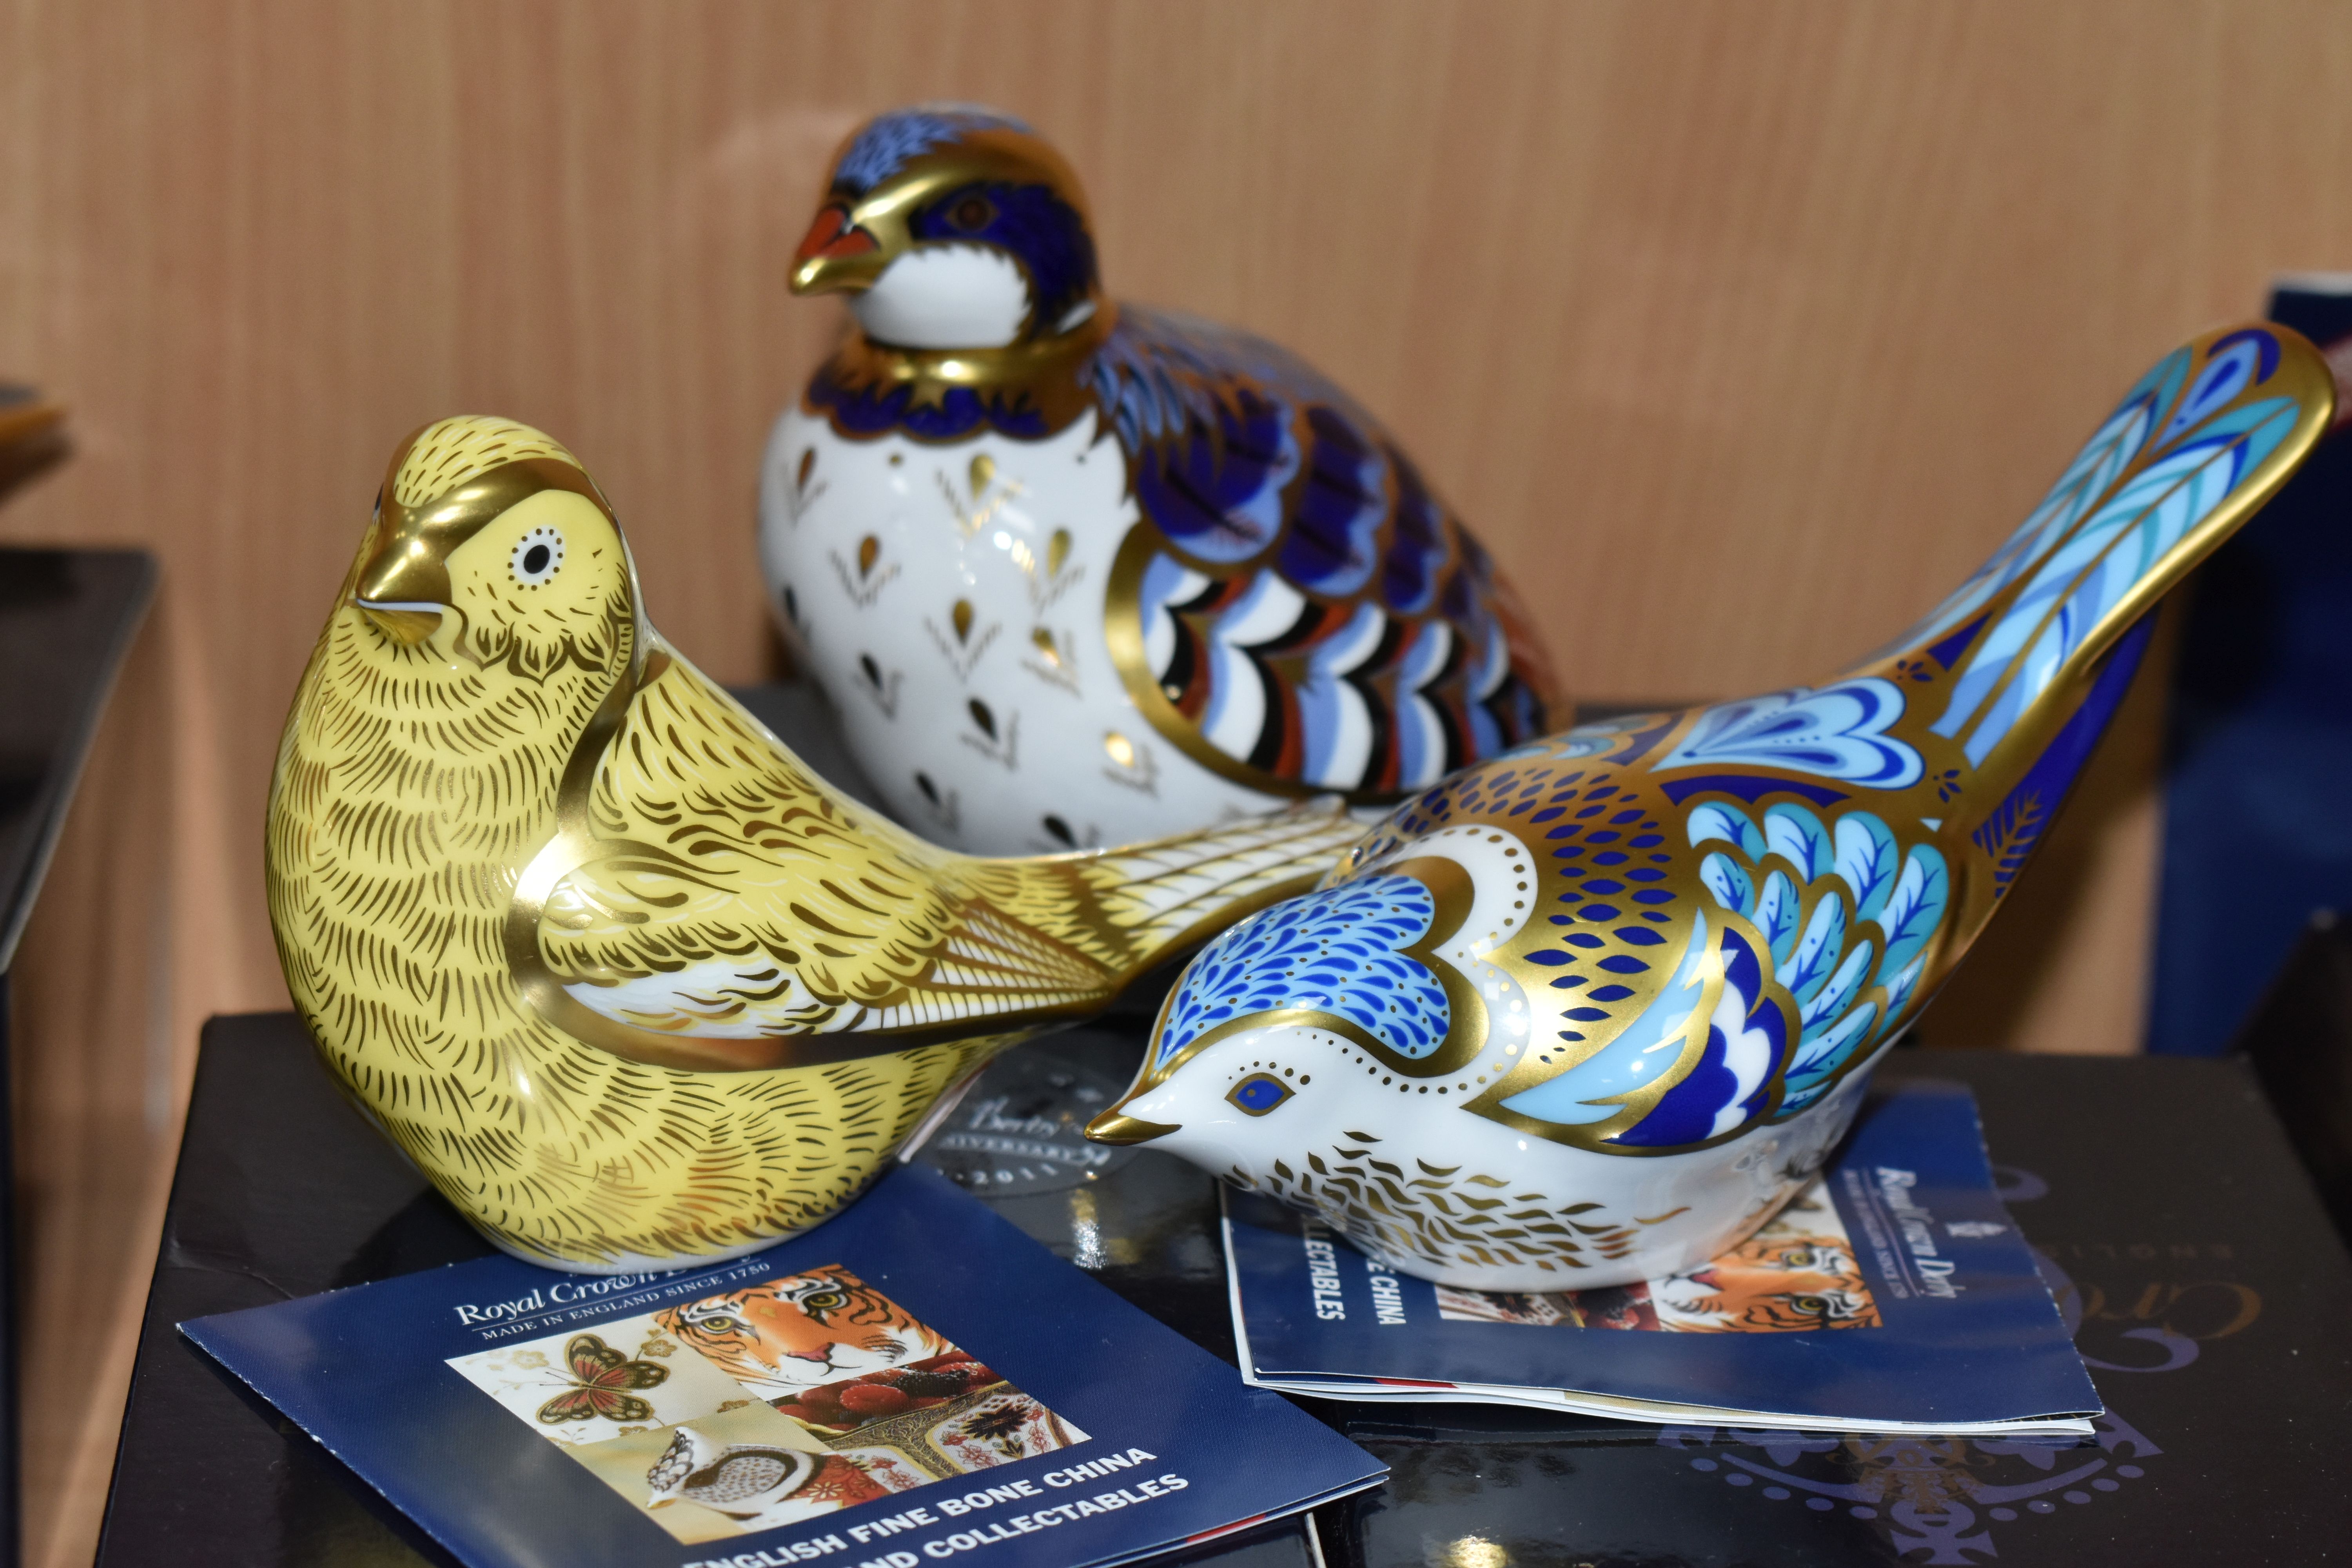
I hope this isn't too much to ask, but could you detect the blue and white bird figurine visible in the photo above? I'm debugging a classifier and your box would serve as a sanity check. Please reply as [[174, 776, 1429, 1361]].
[[762, 104, 1559, 855], [1088, 323, 2335, 1290]]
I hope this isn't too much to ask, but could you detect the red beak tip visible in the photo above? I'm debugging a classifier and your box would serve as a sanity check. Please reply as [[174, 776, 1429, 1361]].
[[793, 207, 876, 266]]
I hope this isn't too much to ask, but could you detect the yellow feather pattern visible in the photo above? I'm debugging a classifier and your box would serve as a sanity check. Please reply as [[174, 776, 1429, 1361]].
[[268, 417, 1361, 1270]]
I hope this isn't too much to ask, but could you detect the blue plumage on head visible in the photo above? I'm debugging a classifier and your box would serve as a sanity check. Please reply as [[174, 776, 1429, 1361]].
[[910, 181, 1098, 330], [1153, 875, 1453, 1072], [833, 105, 1034, 194]]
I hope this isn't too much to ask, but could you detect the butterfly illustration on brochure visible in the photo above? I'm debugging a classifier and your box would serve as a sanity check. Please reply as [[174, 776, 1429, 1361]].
[[533, 1335, 670, 1426], [448, 1265, 1087, 1546]]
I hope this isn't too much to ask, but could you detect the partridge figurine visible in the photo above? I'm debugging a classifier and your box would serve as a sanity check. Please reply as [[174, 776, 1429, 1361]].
[[267, 417, 1364, 1272], [762, 104, 1558, 855], [1089, 324, 2334, 1290]]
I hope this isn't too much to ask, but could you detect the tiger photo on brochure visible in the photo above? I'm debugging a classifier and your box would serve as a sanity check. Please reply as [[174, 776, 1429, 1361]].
[[448, 1265, 1086, 1546], [1432, 1181, 1884, 1333]]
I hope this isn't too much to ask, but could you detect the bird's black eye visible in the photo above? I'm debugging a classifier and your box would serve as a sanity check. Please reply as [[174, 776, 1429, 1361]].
[[948, 195, 995, 232], [511, 526, 564, 587], [1227, 1073, 1294, 1116]]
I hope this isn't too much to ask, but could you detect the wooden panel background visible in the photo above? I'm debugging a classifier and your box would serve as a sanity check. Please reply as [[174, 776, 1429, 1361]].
[[6, 2, 2352, 1560]]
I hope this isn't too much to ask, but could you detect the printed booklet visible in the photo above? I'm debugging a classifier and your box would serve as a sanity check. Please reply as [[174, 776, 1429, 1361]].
[[183, 1163, 1383, 1568], [1224, 1079, 2101, 1436]]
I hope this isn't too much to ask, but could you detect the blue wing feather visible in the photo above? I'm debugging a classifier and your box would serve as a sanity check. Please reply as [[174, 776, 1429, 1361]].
[[1688, 802, 1767, 860], [1753, 871, 1800, 964], [1673, 796, 1947, 1118], [1800, 942, 1877, 1037], [1777, 894, 1848, 1006], [1699, 851, 1756, 916], [1095, 305, 1553, 796], [1874, 846, 1950, 982], [1763, 803, 1834, 879], [1833, 812, 1899, 923]]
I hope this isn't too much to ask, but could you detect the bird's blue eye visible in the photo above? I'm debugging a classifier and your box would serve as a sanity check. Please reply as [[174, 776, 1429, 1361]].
[[1227, 1073, 1293, 1116]]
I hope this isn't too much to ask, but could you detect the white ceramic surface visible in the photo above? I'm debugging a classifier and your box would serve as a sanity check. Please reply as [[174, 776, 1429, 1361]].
[[1104, 820, 1881, 1290], [761, 406, 1285, 854], [766, 105, 1559, 855], [1088, 322, 2336, 1291]]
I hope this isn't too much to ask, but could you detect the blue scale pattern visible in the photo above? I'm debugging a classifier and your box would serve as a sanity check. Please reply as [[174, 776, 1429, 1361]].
[[1686, 796, 1947, 1114], [832, 107, 1033, 194], [1085, 305, 1552, 792], [1155, 874, 1452, 1072]]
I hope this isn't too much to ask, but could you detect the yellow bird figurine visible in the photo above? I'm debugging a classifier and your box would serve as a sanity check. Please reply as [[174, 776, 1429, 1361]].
[[266, 416, 1365, 1272]]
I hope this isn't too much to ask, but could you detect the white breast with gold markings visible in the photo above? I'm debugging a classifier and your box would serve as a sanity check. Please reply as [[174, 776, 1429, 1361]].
[[759, 405, 1279, 853]]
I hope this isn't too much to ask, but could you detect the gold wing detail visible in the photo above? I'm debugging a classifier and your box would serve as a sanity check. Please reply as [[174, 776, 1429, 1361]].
[[533, 644, 1363, 1056]]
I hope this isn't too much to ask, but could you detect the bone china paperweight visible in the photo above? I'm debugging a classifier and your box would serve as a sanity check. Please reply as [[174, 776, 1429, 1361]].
[[760, 104, 1560, 855], [1091, 324, 2336, 1291], [265, 416, 1362, 1273]]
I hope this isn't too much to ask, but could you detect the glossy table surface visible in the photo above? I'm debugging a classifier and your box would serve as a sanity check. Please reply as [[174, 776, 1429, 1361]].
[[97, 1005, 2352, 1568], [0, 546, 154, 971]]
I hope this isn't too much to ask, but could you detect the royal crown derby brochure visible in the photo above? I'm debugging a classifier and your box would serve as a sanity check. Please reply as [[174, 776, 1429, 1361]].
[[1225, 1079, 2100, 1436], [182, 1163, 1382, 1568]]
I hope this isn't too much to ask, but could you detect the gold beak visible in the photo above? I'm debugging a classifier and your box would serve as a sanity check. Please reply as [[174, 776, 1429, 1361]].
[[789, 201, 896, 295], [352, 530, 451, 644], [1084, 1112, 1180, 1146], [346, 452, 604, 646]]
